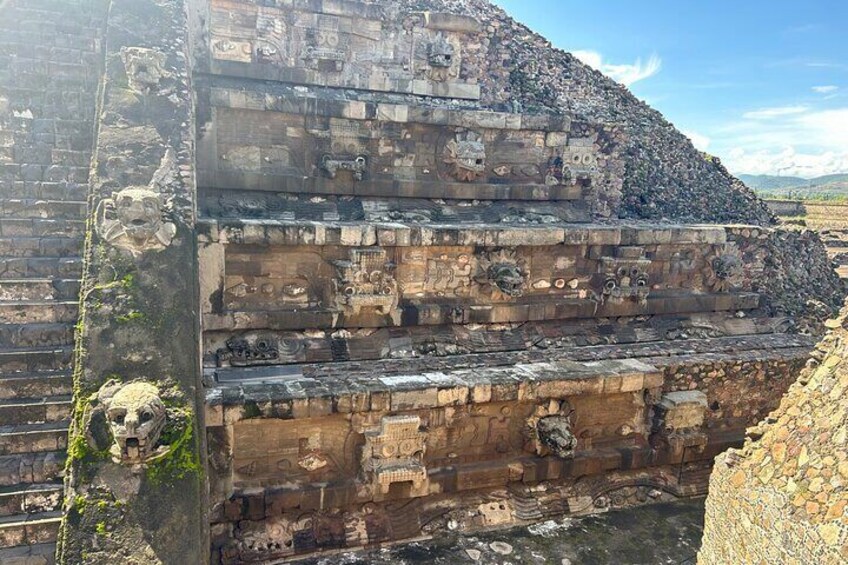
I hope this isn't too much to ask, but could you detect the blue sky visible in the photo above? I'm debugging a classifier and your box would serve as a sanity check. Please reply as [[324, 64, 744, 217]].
[[494, 0, 848, 178]]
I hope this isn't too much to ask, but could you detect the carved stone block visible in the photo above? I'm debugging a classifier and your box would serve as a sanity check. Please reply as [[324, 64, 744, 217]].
[[443, 129, 486, 182], [320, 154, 367, 181], [599, 247, 651, 305], [209, 1, 483, 99], [475, 248, 528, 299], [703, 244, 744, 292], [332, 248, 401, 324], [651, 391, 709, 454], [361, 415, 429, 501], [120, 47, 169, 94]]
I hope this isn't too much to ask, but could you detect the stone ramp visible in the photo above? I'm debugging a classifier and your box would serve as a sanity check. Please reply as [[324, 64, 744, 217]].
[[0, 0, 107, 557]]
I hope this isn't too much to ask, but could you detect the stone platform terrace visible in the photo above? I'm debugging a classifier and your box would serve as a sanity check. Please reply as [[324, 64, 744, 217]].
[[205, 323, 811, 562]]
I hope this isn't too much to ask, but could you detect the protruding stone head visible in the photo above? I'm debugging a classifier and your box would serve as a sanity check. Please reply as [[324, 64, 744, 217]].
[[712, 254, 742, 281], [443, 131, 486, 182], [102, 382, 167, 464], [114, 187, 164, 243], [489, 262, 526, 297], [97, 186, 176, 255], [476, 249, 527, 298]]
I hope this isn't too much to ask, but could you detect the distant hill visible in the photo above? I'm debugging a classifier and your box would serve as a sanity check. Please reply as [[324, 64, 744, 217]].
[[738, 173, 848, 201]]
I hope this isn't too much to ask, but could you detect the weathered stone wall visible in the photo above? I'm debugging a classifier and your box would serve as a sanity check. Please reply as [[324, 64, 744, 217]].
[[660, 351, 807, 432], [0, 0, 108, 561], [699, 303, 848, 564], [764, 199, 807, 217], [56, 0, 207, 563]]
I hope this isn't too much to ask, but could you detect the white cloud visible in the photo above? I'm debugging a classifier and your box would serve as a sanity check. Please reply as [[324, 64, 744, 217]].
[[742, 105, 809, 120], [724, 147, 848, 178], [572, 50, 662, 87], [812, 85, 839, 94], [717, 106, 848, 177], [682, 130, 711, 151]]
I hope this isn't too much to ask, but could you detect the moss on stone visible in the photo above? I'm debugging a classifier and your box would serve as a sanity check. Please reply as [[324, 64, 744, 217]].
[[145, 409, 203, 485]]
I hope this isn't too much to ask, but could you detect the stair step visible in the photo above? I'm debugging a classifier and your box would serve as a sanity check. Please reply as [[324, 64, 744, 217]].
[[0, 200, 87, 220], [0, 484, 63, 518], [0, 452, 65, 488], [0, 541, 57, 565], [0, 511, 61, 549], [0, 349, 74, 375], [0, 422, 69, 456], [0, 398, 72, 426], [0, 238, 83, 259], [0, 302, 78, 325], [0, 324, 75, 350], [0, 280, 80, 301], [0, 217, 85, 238], [0, 373, 73, 401], [0, 257, 83, 280]]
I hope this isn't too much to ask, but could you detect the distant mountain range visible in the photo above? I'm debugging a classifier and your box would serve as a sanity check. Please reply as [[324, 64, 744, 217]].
[[738, 173, 848, 200]]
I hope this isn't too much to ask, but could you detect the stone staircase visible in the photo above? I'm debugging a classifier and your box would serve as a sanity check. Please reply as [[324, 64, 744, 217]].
[[0, 0, 107, 557], [0, 211, 81, 562]]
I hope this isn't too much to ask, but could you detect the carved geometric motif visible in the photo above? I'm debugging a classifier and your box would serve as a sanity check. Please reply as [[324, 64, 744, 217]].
[[331, 248, 401, 325], [361, 416, 428, 500]]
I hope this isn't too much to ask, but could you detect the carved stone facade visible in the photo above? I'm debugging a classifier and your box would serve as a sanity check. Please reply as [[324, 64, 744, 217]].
[[192, 4, 819, 551], [331, 248, 401, 325], [0, 0, 841, 562]]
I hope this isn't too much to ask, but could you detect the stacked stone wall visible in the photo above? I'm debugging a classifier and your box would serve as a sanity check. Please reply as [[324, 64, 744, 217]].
[[699, 304, 848, 564]]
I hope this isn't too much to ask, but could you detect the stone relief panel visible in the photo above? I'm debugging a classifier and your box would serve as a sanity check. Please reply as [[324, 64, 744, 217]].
[[231, 417, 359, 486], [527, 400, 576, 459], [214, 241, 764, 330], [216, 332, 284, 366], [223, 248, 327, 312], [546, 135, 601, 188], [202, 102, 598, 203], [442, 129, 486, 182], [200, 190, 589, 225], [223, 395, 650, 498], [209, 0, 483, 100], [597, 246, 652, 306], [649, 391, 709, 454], [423, 34, 458, 82], [120, 47, 170, 94], [474, 248, 528, 299], [96, 186, 177, 256], [702, 243, 744, 292]]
